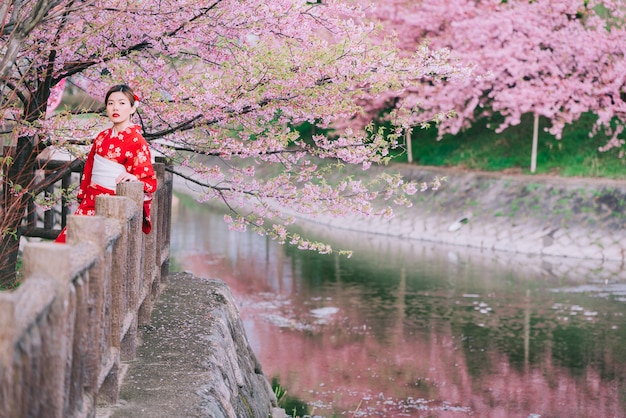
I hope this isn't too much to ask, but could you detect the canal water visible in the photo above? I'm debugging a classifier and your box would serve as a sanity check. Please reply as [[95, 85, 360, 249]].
[[170, 196, 626, 418]]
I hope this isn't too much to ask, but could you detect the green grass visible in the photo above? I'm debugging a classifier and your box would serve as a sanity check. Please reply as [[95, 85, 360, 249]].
[[271, 377, 309, 417], [396, 112, 626, 179]]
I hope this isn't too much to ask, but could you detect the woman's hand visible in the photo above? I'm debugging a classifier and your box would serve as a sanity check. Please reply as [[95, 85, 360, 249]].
[[115, 172, 138, 184]]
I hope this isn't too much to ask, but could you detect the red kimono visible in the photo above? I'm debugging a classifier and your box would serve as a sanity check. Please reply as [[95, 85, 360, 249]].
[[55, 124, 157, 243]]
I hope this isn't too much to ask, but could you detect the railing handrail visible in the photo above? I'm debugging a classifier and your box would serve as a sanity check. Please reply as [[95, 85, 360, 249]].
[[0, 159, 173, 418]]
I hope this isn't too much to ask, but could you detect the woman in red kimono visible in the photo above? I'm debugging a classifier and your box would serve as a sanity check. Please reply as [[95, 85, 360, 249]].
[[55, 84, 157, 243]]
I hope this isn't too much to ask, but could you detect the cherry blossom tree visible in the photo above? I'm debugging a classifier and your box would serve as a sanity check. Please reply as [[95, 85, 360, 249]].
[[0, 0, 464, 285], [361, 0, 626, 168]]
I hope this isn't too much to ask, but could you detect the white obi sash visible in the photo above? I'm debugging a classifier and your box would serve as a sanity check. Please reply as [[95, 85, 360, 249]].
[[91, 154, 127, 191]]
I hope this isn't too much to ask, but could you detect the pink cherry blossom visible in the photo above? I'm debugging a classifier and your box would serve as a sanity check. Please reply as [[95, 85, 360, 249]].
[[0, 0, 472, 258], [359, 0, 626, 151]]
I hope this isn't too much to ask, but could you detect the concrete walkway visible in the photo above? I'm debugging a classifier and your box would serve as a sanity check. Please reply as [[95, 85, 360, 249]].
[[97, 273, 284, 418], [97, 273, 226, 418]]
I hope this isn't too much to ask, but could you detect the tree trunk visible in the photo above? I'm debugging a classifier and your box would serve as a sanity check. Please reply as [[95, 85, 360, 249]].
[[0, 136, 36, 288]]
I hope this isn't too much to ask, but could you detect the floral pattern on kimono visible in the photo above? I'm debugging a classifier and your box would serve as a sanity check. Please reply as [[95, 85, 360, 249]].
[[55, 124, 157, 243]]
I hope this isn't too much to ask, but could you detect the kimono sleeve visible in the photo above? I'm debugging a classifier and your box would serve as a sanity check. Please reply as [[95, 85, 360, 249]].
[[128, 135, 157, 195]]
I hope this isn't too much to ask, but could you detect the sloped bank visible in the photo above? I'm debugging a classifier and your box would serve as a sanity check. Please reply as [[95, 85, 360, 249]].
[[346, 165, 626, 259], [287, 164, 626, 280]]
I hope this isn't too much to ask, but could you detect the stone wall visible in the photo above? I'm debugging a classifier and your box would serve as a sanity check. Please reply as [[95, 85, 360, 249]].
[[287, 164, 626, 282]]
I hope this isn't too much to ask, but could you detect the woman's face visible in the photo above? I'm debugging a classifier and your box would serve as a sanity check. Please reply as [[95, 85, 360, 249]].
[[106, 91, 135, 128]]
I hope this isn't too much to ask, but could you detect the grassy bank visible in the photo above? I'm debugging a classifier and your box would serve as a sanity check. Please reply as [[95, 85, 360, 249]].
[[395, 112, 626, 179]]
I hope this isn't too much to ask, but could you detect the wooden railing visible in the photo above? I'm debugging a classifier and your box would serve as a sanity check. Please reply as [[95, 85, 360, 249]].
[[0, 160, 173, 418]]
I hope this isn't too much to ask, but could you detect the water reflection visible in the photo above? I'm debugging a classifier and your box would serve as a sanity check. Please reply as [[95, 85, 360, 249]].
[[171, 196, 626, 418]]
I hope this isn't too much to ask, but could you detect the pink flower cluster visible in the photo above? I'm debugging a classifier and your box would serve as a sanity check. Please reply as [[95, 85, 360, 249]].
[[5, 0, 467, 254], [360, 0, 626, 150]]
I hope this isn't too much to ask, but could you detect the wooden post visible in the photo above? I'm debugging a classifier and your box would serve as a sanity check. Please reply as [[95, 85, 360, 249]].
[[67, 215, 108, 406], [531, 113, 539, 173], [155, 156, 173, 280], [405, 129, 413, 163], [138, 164, 161, 325], [94, 195, 127, 353], [100, 181, 143, 360], [21, 242, 73, 418], [0, 296, 17, 415]]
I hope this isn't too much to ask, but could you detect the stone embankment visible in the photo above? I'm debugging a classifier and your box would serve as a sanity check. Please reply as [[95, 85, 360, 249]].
[[290, 164, 626, 281], [388, 165, 625, 259]]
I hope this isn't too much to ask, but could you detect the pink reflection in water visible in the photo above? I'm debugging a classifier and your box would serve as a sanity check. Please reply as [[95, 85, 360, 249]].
[[179, 250, 624, 418]]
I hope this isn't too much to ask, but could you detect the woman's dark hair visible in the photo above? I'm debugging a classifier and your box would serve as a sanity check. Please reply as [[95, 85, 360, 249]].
[[105, 84, 136, 106]]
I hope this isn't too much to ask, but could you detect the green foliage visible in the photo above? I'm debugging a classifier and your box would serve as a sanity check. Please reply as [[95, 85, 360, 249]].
[[271, 377, 309, 417], [400, 112, 626, 179]]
